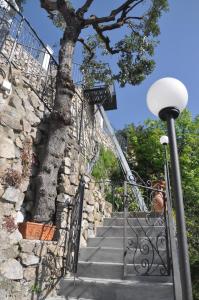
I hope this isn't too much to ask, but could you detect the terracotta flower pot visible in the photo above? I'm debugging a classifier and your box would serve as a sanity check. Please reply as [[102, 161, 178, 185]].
[[18, 221, 55, 241], [152, 192, 165, 213]]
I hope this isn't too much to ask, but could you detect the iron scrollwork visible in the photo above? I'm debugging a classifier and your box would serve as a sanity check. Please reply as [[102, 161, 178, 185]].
[[124, 175, 171, 277]]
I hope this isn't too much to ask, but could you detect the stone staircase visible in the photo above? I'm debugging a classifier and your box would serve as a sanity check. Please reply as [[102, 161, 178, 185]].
[[56, 212, 174, 300]]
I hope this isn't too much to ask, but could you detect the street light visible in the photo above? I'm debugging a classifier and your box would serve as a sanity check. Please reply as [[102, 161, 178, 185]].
[[160, 135, 169, 146], [147, 77, 193, 300]]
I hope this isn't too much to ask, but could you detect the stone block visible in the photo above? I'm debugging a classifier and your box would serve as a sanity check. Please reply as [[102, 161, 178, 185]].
[[0, 158, 10, 175], [39, 102, 45, 112], [56, 193, 71, 204], [94, 202, 100, 212], [87, 214, 94, 223], [9, 96, 25, 116], [0, 259, 23, 280], [19, 240, 36, 253], [0, 125, 15, 140], [2, 187, 24, 204], [63, 166, 70, 175], [29, 93, 39, 109], [22, 98, 34, 112], [87, 197, 95, 206], [15, 136, 23, 149], [0, 107, 22, 131], [9, 229, 23, 245], [60, 212, 68, 229], [20, 253, 39, 266], [70, 175, 79, 186], [0, 245, 19, 260], [94, 212, 102, 222], [63, 157, 71, 168], [23, 119, 31, 133], [47, 243, 57, 254], [33, 242, 48, 257], [85, 204, 94, 214], [23, 266, 36, 281], [89, 182, 95, 190], [82, 212, 88, 220], [82, 219, 89, 229], [25, 109, 40, 126], [0, 183, 4, 197], [0, 137, 15, 158], [19, 179, 29, 192], [84, 175, 90, 184], [83, 189, 89, 200]]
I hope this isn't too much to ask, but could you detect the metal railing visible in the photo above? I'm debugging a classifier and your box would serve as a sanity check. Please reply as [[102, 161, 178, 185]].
[[98, 105, 147, 211], [0, 0, 83, 110], [65, 176, 85, 275]]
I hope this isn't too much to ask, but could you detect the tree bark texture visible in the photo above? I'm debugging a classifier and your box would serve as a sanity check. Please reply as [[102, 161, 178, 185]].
[[33, 22, 81, 223]]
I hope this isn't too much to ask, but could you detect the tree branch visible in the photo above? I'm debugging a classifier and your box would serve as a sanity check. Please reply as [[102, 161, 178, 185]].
[[110, 0, 136, 18], [40, 0, 57, 12], [84, 0, 136, 25], [77, 38, 94, 61], [99, 16, 143, 32], [84, 0, 145, 27], [93, 24, 120, 54], [76, 0, 94, 17]]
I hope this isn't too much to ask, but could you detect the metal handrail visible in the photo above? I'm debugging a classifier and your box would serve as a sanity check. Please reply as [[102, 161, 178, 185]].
[[0, 0, 83, 111], [98, 104, 148, 211]]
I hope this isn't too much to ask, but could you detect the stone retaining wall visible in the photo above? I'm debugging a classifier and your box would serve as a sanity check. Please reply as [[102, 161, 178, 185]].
[[0, 58, 113, 299]]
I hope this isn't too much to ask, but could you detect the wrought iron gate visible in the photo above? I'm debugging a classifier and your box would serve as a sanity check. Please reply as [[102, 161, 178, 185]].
[[123, 180, 171, 277]]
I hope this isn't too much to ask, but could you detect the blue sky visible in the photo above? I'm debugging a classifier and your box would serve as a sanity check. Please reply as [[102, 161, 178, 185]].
[[23, 0, 199, 129]]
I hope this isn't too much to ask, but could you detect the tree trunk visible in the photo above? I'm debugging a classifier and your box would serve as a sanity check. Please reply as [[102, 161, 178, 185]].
[[33, 24, 81, 223]]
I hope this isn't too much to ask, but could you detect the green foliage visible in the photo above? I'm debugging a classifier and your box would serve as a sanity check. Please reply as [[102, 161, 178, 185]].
[[118, 110, 199, 299], [91, 146, 121, 181], [92, 147, 129, 210], [118, 119, 166, 181], [44, 0, 168, 88], [105, 186, 124, 212], [104, 185, 139, 212], [30, 284, 42, 294]]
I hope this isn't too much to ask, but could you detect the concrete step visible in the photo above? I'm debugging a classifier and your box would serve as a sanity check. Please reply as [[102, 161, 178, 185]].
[[112, 212, 163, 218], [79, 247, 167, 264], [59, 277, 174, 300], [46, 297, 65, 300], [103, 217, 165, 227], [87, 236, 166, 248], [96, 225, 165, 237], [77, 261, 171, 279], [47, 298, 93, 300]]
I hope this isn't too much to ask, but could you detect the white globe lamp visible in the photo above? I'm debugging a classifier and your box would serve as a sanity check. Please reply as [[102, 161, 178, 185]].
[[160, 135, 169, 145], [147, 77, 188, 120]]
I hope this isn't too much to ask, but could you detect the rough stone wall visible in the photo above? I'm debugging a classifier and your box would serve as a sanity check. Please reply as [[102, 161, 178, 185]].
[[0, 46, 113, 298]]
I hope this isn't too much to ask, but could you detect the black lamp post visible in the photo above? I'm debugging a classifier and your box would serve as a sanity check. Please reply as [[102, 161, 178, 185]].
[[147, 77, 193, 300]]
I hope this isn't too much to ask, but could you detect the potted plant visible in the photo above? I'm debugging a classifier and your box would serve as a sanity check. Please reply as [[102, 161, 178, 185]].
[[151, 180, 166, 213], [18, 221, 55, 241]]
